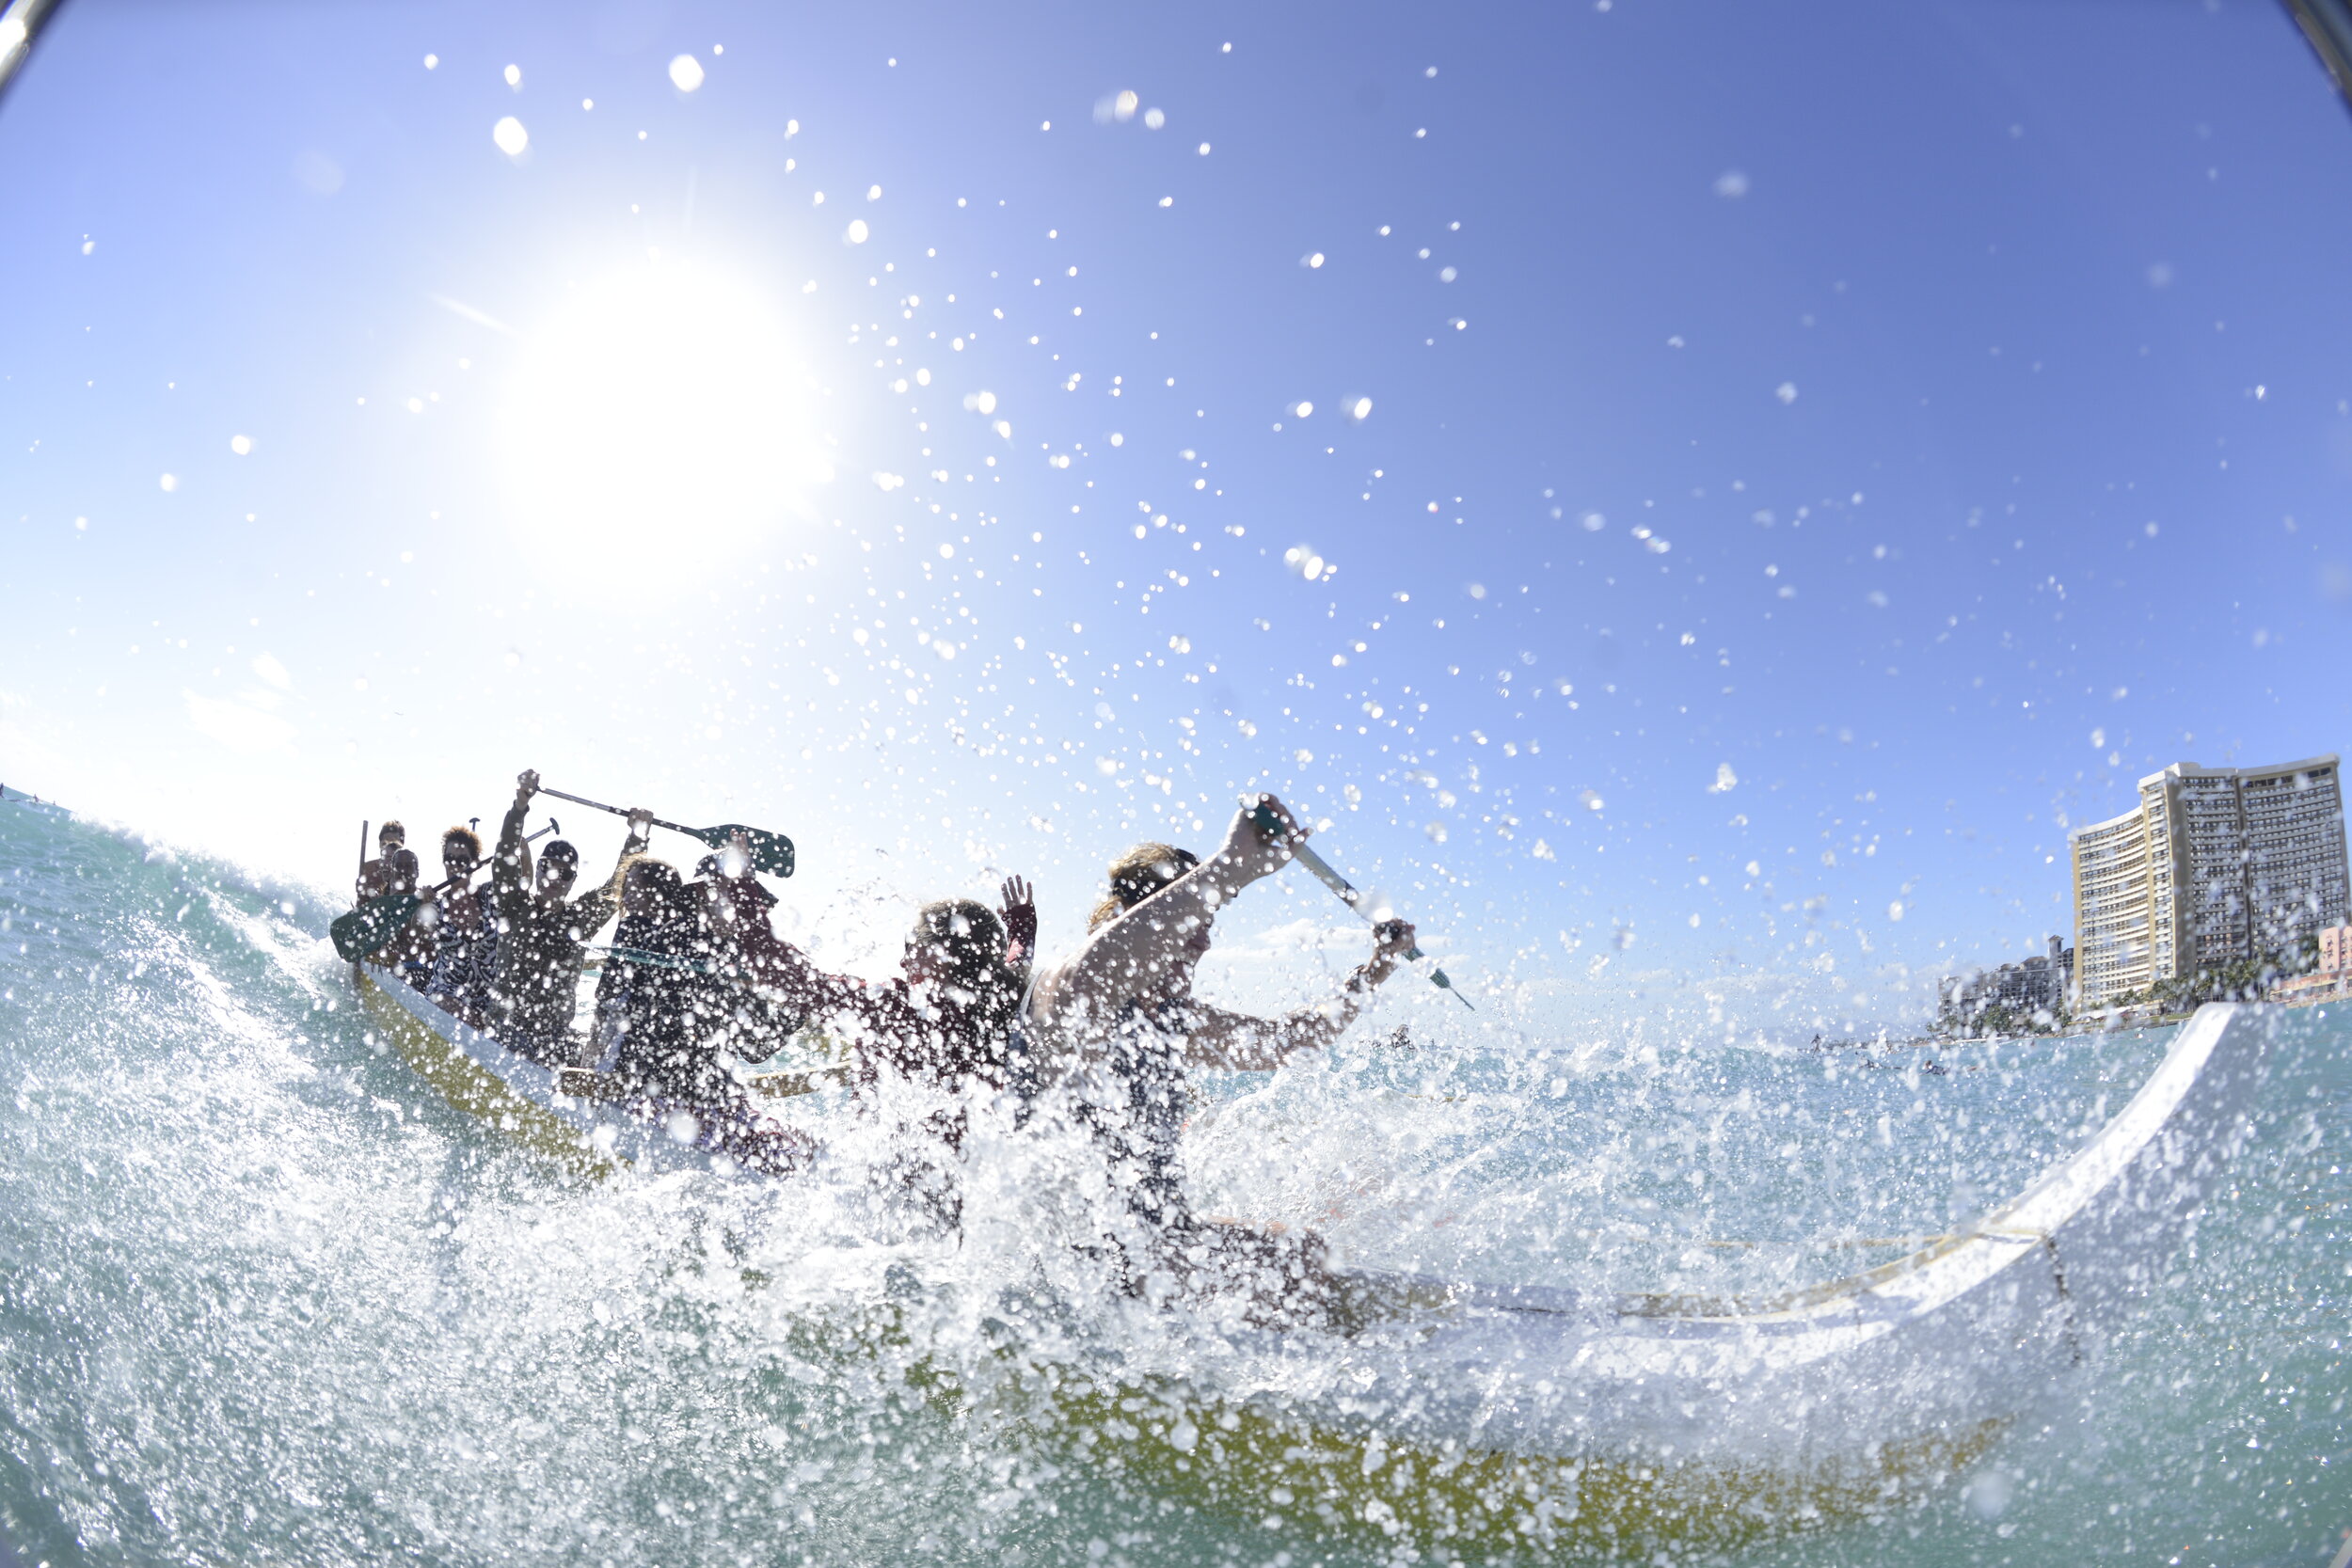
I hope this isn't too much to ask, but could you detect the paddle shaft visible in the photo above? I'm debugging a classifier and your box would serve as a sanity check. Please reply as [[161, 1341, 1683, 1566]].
[[536, 787, 694, 839], [532, 784, 795, 877], [1250, 804, 1473, 1010]]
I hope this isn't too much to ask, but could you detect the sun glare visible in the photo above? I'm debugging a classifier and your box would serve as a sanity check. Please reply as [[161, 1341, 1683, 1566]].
[[500, 261, 829, 576]]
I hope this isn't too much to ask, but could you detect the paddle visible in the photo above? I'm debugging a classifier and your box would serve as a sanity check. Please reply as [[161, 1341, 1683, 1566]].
[[330, 822, 555, 963], [537, 786, 796, 879], [1250, 801, 1474, 1010]]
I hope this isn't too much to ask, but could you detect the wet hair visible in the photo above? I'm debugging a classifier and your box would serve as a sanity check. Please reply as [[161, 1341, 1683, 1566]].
[[696, 852, 777, 908], [913, 898, 1006, 982], [540, 839, 580, 873], [378, 820, 405, 846], [1088, 842, 1200, 932], [626, 856, 681, 894], [624, 857, 695, 920], [873, 899, 1024, 1092], [441, 825, 482, 863]]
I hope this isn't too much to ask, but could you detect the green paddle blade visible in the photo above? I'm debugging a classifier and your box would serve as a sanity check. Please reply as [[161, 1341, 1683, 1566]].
[[694, 824, 796, 878], [330, 892, 420, 962]]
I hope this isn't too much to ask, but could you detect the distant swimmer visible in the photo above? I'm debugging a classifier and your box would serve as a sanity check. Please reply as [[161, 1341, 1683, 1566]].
[[485, 770, 648, 1066], [1014, 792, 1417, 1320]]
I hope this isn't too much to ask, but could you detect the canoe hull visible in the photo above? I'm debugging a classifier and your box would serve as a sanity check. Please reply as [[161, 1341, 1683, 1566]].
[[1324, 1002, 2269, 1467], [351, 961, 755, 1178]]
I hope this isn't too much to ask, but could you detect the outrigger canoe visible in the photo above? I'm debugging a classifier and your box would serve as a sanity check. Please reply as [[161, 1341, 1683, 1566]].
[[351, 959, 2271, 1547], [350, 960, 840, 1178], [1054, 1003, 2274, 1550]]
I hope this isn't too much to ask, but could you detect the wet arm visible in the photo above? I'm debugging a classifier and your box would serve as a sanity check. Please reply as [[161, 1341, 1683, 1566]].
[[1179, 990, 1363, 1072], [1000, 876, 1038, 971], [1056, 856, 1267, 1023], [1182, 929, 1409, 1071], [492, 793, 531, 902], [564, 818, 649, 934], [743, 930, 922, 1084], [738, 922, 884, 1028]]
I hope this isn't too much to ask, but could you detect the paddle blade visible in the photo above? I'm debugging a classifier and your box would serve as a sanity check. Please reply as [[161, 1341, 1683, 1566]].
[[1428, 967, 1475, 1011], [696, 824, 796, 878], [330, 893, 419, 962]]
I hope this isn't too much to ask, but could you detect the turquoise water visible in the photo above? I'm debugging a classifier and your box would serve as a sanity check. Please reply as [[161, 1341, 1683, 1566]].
[[0, 799, 2343, 1565]]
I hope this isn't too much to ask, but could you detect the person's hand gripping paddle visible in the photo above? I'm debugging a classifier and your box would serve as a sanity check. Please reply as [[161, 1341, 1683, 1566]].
[[534, 786, 796, 879], [1248, 797, 1474, 1010], [331, 822, 557, 962]]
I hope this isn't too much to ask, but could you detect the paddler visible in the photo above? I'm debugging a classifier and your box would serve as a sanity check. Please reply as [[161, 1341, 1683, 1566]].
[[419, 825, 485, 1007], [595, 856, 713, 1095], [713, 868, 1039, 1213], [485, 770, 650, 1066], [353, 820, 428, 972], [1015, 793, 1416, 1318], [353, 820, 418, 905], [721, 870, 1036, 1109]]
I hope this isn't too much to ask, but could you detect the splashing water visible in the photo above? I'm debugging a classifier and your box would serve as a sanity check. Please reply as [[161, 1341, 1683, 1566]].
[[0, 801, 2343, 1565]]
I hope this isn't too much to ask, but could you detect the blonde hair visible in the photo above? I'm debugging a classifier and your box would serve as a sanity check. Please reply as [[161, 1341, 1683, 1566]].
[[1087, 842, 1200, 932]]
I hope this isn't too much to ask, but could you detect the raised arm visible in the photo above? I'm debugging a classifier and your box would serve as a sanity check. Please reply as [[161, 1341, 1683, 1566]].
[[491, 772, 536, 913], [1043, 796, 1301, 1032], [999, 876, 1037, 971], [1179, 918, 1418, 1071], [564, 805, 652, 933], [732, 915, 882, 1027]]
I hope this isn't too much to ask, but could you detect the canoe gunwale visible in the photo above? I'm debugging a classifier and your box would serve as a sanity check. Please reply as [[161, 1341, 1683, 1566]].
[[351, 960, 827, 1178]]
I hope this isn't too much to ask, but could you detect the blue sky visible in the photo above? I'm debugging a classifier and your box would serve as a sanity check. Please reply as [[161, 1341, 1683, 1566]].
[[5, 0, 2350, 1030]]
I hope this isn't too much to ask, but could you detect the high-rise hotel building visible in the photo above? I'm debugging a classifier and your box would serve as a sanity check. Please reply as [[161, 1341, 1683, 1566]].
[[2070, 755, 2348, 1007]]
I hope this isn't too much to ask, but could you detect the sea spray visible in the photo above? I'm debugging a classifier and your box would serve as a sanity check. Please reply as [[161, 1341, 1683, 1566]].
[[1, 802, 2342, 1565]]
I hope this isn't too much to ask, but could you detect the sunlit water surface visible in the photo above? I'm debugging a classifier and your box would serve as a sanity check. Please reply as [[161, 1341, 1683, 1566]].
[[1, 802, 2343, 1566]]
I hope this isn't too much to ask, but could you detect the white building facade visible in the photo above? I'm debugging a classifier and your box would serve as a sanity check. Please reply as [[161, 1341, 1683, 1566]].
[[2070, 755, 2347, 1008]]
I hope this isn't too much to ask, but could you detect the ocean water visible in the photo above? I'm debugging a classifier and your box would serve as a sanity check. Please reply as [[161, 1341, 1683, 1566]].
[[0, 799, 2343, 1567]]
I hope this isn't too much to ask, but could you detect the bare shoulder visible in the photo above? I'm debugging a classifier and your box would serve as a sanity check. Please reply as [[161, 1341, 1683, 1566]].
[[1025, 954, 1112, 1048], [1025, 956, 1078, 1017]]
